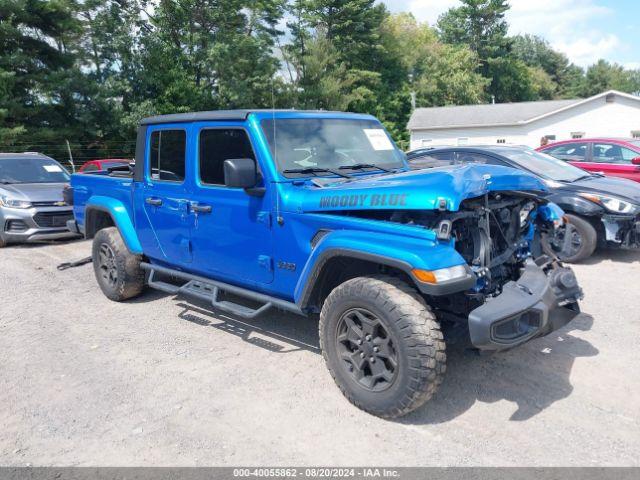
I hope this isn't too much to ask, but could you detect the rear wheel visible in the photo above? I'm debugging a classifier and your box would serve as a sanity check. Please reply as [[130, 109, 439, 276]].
[[92, 227, 144, 301], [319, 275, 445, 418], [542, 213, 597, 263]]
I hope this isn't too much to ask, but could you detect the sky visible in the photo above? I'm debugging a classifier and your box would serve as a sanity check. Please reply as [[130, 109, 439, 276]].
[[383, 0, 640, 69]]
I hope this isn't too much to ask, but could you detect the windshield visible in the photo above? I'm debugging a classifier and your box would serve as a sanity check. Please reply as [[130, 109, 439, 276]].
[[500, 148, 590, 182], [0, 157, 70, 184], [261, 118, 406, 177]]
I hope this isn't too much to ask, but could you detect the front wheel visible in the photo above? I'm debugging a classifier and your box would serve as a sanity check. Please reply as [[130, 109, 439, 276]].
[[542, 213, 597, 263], [319, 275, 446, 418], [92, 227, 145, 301]]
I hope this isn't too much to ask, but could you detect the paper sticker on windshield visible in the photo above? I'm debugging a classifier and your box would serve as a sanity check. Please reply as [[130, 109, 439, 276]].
[[44, 165, 63, 173], [363, 129, 394, 151]]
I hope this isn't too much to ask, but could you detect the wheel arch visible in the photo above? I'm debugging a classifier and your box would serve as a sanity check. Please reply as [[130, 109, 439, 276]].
[[84, 197, 143, 254], [297, 249, 419, 312]]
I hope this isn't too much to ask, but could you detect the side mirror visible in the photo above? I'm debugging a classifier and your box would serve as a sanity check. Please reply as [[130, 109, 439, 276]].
[[631, 157, 640, 166], [224, 158, 257, 188]]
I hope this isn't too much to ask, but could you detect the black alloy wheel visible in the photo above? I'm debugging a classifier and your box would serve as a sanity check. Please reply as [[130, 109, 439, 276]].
[[335, 307, 398, 392]]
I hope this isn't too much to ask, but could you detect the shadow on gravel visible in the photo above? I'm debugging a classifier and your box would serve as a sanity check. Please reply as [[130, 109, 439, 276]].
[[402, 313, 598, 425], [579, 248, 640, 265], [174, 299, 320, 354], [169, 293, 597, 425]]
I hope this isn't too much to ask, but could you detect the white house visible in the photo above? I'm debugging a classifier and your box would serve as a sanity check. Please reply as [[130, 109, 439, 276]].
[[407, 90, 640, 150]]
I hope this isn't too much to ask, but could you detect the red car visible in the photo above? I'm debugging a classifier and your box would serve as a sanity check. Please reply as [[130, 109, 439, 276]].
[[538, 138, 640, 182], [77, 158, 130, 173]]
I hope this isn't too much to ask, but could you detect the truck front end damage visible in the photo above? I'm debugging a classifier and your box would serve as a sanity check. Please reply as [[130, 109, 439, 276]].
[[310, 186, 584, 351], [393, 190, 583, 350]]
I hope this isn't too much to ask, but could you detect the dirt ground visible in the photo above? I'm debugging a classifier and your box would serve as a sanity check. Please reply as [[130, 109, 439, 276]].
[[0, 239, 639, 466]]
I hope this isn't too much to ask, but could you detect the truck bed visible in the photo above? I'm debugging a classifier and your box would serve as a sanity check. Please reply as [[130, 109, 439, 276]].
[[71, 172, 135, 233]]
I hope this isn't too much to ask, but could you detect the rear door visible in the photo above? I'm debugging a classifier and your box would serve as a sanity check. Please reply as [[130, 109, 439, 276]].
[[588, 142, 640, 182], [188, 123, 274, 286], [135, 125, 193, 265]]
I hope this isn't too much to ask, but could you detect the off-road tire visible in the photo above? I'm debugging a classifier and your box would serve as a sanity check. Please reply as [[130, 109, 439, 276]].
[[92, 227, 144, 301], [542, 213, 597, 263], [319, 275, 446, 418]]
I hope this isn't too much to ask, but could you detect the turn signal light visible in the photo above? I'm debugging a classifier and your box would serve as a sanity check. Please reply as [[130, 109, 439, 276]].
[[412, 269, 437, 283]]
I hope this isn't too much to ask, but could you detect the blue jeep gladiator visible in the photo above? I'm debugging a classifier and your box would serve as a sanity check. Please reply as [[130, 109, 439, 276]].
[[69, 110, 583, 418]]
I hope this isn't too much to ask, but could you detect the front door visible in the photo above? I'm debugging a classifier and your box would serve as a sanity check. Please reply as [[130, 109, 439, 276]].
[[188, 124, 274, 286], [135, 126, 193, 266]]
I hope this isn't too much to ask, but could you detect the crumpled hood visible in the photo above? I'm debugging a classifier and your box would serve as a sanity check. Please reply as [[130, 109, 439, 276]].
[[0, 183, 67, 202], [290, 164, 547, 212]]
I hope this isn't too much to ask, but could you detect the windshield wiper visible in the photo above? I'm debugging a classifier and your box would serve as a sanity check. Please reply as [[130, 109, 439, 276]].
[[338, 163, 393, 173], [573, 174, 595, 182], [282, 167, 352, 179]]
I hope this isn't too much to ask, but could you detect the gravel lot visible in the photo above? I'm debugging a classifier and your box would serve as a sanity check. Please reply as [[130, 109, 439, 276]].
[[1, 239, 639, 466]]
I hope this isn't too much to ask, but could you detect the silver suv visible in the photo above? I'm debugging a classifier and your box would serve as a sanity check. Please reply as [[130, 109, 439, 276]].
[[0, 153, 80, 247]]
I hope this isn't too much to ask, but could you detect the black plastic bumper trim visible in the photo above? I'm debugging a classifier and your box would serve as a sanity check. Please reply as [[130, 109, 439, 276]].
[[468, 260, 582, 351]]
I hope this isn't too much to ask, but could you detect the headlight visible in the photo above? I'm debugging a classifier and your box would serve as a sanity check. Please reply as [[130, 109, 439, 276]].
[[412, 265, 468, 284], [0, 196, 32, 209], [578, 193, 638, 214]]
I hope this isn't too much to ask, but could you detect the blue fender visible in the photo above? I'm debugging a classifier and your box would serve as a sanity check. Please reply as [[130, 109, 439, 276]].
[[293, 229, 467, 304], [537, 201, 565, 222], [85, 196, 143, 254]]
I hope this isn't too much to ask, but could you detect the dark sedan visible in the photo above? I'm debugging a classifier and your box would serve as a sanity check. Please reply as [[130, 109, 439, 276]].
[[407, 145, 640, 262]]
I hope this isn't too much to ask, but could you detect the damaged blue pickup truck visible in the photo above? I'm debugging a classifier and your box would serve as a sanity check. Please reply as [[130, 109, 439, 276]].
[[69, 110, 583, 418]]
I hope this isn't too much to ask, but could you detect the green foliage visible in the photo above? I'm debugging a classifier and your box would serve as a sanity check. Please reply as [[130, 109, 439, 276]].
[[579, 60, 640, 97]]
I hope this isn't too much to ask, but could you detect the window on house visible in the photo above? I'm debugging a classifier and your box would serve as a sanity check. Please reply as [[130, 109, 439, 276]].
[[149, 130, 186, 182], [571, 132, 585, 139], [496, 139, 506, 144], [199, 128, 256, 186]]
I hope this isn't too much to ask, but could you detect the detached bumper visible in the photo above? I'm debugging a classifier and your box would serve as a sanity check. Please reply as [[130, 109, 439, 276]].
[[468, 259, 583, 351], [602, 214, 640, 249]]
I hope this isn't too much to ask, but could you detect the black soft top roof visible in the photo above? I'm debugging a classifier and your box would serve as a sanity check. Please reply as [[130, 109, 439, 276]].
[[139, 109, 354, 125]]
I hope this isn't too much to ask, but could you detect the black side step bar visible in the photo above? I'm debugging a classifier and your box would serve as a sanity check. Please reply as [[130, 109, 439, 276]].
[[140, 262, 304, 319]]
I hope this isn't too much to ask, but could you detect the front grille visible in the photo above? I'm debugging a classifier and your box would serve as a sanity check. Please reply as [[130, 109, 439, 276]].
[[5, 220, 28, 233], [33, 211, 73, 228], [31, 201, 67, 207]]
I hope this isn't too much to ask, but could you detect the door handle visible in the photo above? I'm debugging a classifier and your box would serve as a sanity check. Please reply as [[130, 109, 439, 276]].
[[145, 197, 162, 206], [190, 203, 212, 213]]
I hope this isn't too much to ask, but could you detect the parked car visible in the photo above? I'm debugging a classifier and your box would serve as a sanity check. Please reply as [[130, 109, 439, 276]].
[[538, 138, 640, 183], [70, 110, 583, 418], [77, 158, 131, 173], [0, 153, 81, 247], [408, 145, 640, 262]]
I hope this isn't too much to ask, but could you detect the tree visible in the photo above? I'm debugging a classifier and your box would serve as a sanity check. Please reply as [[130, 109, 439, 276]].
[[375, 13, 488, 145], [283, 0, 387, 113], [437, 0, 538, 102], [512, 34, 585, 99], [0, 0, 82, 155], [133, 0, 284, 116], [579, 60, 640, 97]]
